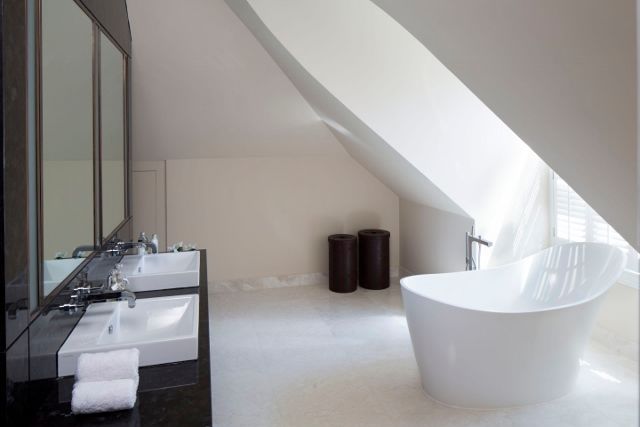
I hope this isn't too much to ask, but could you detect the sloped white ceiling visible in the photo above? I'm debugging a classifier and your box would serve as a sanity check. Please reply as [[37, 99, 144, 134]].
[[372, 0, 638, 250], [227, 0, 550, 264], [225, 0, 468, 217]]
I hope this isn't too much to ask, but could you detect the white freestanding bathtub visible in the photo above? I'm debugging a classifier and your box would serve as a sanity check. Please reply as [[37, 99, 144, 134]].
[[401, 242, 627, 408]]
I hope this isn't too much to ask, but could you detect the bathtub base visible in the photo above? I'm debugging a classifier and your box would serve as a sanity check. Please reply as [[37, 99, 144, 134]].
[[419, 370, 578, 410], [402, 288, 603, 409], [419, 384, 574, 411]]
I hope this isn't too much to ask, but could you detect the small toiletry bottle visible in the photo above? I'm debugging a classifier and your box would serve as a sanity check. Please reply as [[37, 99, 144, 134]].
[[151, 234, 159, 254]]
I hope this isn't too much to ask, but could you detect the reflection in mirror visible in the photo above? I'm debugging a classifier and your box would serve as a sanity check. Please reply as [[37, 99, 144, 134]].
[[100, 33, 126, 238], [41, 0, 94, 298]]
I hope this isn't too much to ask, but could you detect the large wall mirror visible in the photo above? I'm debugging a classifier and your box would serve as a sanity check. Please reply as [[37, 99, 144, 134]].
[[100, 33, 126, 239], [36, 0, 131, 304], [40, 0, 94, 299]]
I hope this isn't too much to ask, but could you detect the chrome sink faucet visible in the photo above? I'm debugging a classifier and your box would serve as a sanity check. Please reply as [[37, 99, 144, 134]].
[[101, 238, 158, 257], [465, 226, 493, 271], [58, 270, 136, 314], [72, 244, 96, 258]]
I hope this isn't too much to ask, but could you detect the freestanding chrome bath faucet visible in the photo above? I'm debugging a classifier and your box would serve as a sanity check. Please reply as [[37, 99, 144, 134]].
[[465, 226, 493, 270]]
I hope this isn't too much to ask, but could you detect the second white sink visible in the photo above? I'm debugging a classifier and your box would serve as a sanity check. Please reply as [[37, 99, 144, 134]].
[[120, 251, 200, 292], [58, 294, 199, 377]]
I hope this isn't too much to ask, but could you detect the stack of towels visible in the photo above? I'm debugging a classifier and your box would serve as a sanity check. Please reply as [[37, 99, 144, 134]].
[[71, 348, 140, 415]]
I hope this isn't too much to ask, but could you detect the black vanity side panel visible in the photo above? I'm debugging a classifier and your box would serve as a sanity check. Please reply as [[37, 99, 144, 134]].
[[0, 351, 5, 426], [5, 330, 29, 426], [76, 0, 131, 55], [1, 0, 31, 424], [2, 0, 30, 349], [28, 273, 89, 381], [0, 0, 6, 353]]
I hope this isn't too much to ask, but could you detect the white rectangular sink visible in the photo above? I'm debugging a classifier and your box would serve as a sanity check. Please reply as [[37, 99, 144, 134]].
[[58, 294, 199, 377], [119, 252, 200, 292]]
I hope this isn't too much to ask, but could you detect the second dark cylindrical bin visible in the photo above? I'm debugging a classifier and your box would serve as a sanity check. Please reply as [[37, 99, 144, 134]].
[[328, 234, 357, 293], [358, 229, 390, 290]]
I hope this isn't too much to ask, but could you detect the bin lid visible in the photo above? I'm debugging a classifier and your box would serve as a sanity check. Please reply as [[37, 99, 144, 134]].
[[328, 234, 356, 241], [358, 229, 390, 238]]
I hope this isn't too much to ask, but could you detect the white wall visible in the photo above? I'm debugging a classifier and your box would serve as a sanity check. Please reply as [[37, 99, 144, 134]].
[[372, 0, 638, 251], [230, 0, 551, 267], [127, 0, 400, 281], [399, 200, 473, 274], [166, 158, 399, 281], [128, 0, 344, 160]]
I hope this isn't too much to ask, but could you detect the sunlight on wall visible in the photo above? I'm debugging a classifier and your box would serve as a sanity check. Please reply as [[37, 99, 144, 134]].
[[244, 0, 550, 267], [486, 160, 550, 267]]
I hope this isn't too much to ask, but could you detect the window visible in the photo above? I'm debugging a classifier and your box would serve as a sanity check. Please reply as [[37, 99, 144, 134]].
[[551, 172, 639, 288]]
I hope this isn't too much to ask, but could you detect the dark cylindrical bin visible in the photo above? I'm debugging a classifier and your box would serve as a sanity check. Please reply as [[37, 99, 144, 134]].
[[358, 229, 390, 290], [328, 234, 357, 293]]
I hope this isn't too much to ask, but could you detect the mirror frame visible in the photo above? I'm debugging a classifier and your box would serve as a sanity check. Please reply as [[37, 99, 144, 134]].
[[34, 0, 132, 310], [98, 29, 130, 246]]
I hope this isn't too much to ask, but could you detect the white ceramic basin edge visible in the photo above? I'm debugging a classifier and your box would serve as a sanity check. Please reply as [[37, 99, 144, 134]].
[[58, 294, 199, 377], [120, 252, 200, 292]]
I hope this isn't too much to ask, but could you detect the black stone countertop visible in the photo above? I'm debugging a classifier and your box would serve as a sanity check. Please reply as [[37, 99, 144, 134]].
[[28, 250, 212, 427]]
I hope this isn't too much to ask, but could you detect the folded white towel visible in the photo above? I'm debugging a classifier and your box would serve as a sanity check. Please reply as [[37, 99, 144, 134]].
[[76, 348, 140, 383], [71, 378, 137, 414]]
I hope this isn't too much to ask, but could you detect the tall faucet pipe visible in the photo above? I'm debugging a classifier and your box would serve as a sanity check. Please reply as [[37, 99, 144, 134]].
[[466, 230, 493, 271]]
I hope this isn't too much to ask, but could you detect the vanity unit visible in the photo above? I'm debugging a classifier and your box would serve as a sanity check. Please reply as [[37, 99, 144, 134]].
[[1, 1, 212, 424], [31, 251, 212, 426]]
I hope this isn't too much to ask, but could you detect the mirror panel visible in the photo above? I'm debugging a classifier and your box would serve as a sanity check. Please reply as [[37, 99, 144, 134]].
[[100, 33, 126, 238], [40, 0, 95, 298]]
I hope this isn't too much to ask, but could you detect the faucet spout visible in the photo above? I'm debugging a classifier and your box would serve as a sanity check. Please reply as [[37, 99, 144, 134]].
[[72, 244, 96, 258], [121, 290, 136, 308], [469, 235, 493, 247], [101, 240, 158, 257], [80, 289, 137, 309]]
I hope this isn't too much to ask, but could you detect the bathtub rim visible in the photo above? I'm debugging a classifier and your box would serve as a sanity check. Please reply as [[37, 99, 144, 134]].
[[400, 242, 626, 315]]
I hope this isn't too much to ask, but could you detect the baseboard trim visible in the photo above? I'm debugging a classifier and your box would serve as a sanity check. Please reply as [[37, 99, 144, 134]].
[[399, 266, 415, 278], [209, 272, 327, 294], [211, 266, 402, 294]]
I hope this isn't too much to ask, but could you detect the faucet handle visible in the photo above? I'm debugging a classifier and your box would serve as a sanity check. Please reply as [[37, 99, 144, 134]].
[[72, 271, 103, 295], [108, 264, 129, 291], [73, 285, 103, 295], [58, 302, 84, 315]]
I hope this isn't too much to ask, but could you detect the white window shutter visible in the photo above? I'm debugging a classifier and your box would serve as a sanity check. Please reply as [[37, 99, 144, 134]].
[[552, 173, 639, 287]]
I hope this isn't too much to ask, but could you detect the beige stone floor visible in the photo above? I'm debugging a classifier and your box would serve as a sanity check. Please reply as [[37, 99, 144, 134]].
[[209, 281, 638, 427]]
